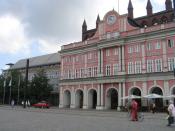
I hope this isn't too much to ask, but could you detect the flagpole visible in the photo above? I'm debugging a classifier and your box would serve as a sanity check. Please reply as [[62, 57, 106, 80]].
[[8, 76, 12, 105], [17, 75, 20, 105], [3, 79, 6, 104]]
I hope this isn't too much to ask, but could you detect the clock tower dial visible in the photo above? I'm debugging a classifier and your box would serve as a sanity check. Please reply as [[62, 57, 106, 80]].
[[107, 15, 116, 25]]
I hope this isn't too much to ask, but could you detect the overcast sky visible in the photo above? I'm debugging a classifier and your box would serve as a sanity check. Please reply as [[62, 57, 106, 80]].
[[0, 0, 167, 72]]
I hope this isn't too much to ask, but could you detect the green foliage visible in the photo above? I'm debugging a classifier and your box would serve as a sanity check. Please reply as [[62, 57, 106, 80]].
[[29, 69, 52, 104]]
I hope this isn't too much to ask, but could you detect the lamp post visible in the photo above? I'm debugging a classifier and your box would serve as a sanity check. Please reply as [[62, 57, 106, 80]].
[[23, 59, 29, 108]]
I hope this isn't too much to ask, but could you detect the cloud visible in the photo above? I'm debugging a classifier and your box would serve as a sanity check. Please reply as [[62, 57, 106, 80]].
[[0, 0, 167, 55], [38, 39, 61, 54], [0, 14, 30, 54]]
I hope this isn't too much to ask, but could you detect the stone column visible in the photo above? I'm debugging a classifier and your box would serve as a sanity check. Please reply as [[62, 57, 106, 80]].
[[122, 82, 126, 106], [70, 87, 75, 108], [101, 84, 104, 109], [142, 82, 147, 106], [96, 85, 101, 110], [164, 80, 169, 106], [59, 86, 64, 108], [118, 83, 122, 111], [83, 86, 88, 109]]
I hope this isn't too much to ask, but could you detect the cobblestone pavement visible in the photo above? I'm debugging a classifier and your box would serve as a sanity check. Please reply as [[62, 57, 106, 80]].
[[0, 106, 174, 131]]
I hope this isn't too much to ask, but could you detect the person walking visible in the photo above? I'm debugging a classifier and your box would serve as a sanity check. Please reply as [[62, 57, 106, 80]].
[[167, 100, 175, 126], [131, 99, 138, 121], [11, 99, 15, 108]]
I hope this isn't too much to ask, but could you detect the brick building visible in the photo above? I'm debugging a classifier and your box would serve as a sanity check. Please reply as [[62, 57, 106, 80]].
[[59, 0, 175, 110]]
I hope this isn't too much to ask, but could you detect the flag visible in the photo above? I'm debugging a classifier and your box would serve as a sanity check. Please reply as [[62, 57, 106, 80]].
[[9, 78, 12, 86]]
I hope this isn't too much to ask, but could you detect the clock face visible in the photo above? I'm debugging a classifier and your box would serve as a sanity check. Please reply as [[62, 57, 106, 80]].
[[107, 15, 116, 25]]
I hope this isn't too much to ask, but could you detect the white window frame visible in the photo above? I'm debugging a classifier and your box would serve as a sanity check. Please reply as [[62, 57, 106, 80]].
[[88, 67, 92, 77], [114, 48, 118, 55], [128, 62, 134, 74], [168, 39, 174, 48], [147, 60, 154, 73], [93, 67, 98, 77], [135, 45, 140, 52], [128, 46, 133, 53], [155, 42, 161, 49], [106, 65, 111, 76], [106, 49, 110, 56], [113, 64, 119, 75], [147, 43, 152, 50], [168, 58, 175, 71], [87, 52, 92, 59], [135, 61, 141, 74], [155, 59, 162, 72]]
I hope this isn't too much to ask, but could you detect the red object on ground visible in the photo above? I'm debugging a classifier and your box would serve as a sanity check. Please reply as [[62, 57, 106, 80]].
[[32, 101, 50, 108]]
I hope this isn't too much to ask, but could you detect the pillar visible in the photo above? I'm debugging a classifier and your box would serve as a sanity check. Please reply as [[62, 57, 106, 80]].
[[83, 86, 88, 109]]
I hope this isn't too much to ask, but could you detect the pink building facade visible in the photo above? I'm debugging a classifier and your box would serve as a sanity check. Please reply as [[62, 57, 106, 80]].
[[59, 0, 175, 110]]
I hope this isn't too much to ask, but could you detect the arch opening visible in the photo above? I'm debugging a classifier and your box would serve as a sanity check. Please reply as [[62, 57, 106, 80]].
[[105, 88, 118, 109], [130, 87, 141, 107], [63, 90, 71, 108], [75, 90, 83, 109], [88, 89, 97, 109]]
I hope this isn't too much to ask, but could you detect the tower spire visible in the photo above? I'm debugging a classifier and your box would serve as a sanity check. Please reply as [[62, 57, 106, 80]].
[[96, 14, 100, 28], [82, 19, 87, 33], [165, 0, 172, 10], [128, 0, 133, 19], [146, 0, 153, 16]]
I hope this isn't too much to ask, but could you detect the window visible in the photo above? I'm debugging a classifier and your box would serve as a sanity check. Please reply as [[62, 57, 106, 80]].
[[68, 70, 71, 79], [114, 48, 118, 55], [147, 60, 154, 73], [88, 68, 92, 77], [128, 62, 134, 74], [128, 46, 133, 53], [106, 32, 111, 39], [93, 67, 98, 77], [113, 64, 119, 75], [106, 65, 111, 76], [75, 69, 79, 78], [135, 61, 142, 74], [75, 56, 79, 62], [168, 39, 174, 48], [168, 58, 175, 71], [106, 49, 110, 56], [80, 68, 85, 78], [155, 59, 162, 72], [147, 43, 152, 50], [155, 42, 161, 49], [135, 45, 140, 52], [87, 52, 92, 59]]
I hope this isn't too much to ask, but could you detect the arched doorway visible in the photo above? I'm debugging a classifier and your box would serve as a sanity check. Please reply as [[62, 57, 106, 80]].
[[150, 87, 163, 110], [63, 90, 71, 108], [105, 88, 118, 109], [75, 90, 83, 108], [88, 89, 97, 109], [130, 87, 141, 107]]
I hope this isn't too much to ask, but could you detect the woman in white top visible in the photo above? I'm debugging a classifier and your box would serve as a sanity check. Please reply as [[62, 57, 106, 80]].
[[167, 100, 175, 126]]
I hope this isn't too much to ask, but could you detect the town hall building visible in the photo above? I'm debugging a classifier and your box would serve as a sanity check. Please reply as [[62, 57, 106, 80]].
[[59, 0, 175, 111]]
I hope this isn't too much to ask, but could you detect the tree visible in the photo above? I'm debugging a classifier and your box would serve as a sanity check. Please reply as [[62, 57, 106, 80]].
[[0, 74, 5, 104], [29, 69, 52, 104]]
